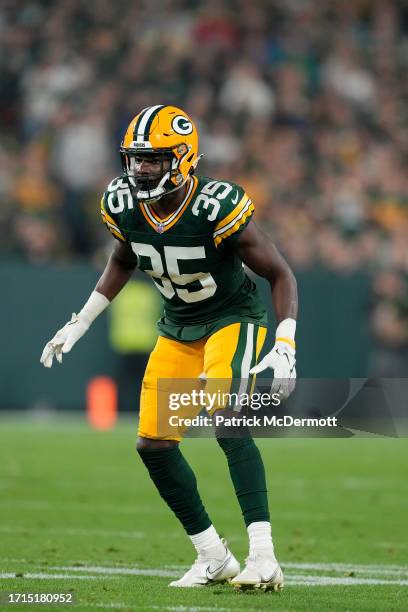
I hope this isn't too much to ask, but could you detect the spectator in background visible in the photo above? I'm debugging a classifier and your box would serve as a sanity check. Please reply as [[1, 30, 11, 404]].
[[220, 61, 276, 118], [9, 143, 62, 262], [369, 270, 408, 377], [21, 48, 91, 138], [51, 99, 114, 253]]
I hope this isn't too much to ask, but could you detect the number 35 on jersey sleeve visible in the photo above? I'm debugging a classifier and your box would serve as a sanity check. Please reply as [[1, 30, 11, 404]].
[[100, 176, 130, 242], [190, 179, 254, 248]]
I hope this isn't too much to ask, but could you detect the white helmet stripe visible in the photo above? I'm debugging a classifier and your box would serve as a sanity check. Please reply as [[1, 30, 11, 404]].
[[135, 105, 164, 141]]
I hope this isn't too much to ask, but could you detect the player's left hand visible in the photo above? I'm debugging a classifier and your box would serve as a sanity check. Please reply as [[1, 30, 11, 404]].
[[250, 339, 296, 400]]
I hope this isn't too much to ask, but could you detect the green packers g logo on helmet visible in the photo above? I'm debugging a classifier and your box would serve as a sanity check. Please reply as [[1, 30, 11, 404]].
[[172, 116, 193, 135]]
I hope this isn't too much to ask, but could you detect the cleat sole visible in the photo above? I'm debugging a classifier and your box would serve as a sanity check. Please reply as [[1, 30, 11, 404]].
[[233, 581, 284, 592]]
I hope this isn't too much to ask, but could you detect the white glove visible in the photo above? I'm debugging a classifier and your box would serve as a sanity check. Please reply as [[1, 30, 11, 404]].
[[250, 318, 297, 400], [40, 291, 109, 368], [40, 313, 90, 368]]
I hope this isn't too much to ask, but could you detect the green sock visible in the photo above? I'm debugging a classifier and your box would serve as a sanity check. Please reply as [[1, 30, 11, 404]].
[[217, 437, 270, 526], [137, 446, 211, 535]]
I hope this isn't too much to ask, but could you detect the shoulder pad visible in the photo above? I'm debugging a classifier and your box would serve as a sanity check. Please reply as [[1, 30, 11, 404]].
[[201, 179, 254, 247], [100, 176, 132, 242]]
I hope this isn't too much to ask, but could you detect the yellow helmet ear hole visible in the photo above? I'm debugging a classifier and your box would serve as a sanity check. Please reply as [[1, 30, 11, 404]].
[[177, 144, 188, 155]]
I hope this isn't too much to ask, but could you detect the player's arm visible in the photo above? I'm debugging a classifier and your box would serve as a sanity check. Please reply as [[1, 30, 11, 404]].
[[235, 221, 298, 398], [40, 242, 138, 368], [95, 241, 138, 300], [235, 221, 297, 321]]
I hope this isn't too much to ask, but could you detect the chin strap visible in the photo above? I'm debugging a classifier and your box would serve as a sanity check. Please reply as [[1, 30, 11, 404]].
[[192, 154, 203, 169], [137, 174, 191, 204]]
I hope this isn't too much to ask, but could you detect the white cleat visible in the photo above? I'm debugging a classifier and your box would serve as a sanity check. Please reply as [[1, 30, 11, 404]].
[[231, 554, 284, 592], [169, 541, 240, 587]]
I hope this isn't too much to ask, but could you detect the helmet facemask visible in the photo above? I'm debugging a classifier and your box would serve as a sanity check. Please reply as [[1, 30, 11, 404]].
[[120, 145, 193, 204]]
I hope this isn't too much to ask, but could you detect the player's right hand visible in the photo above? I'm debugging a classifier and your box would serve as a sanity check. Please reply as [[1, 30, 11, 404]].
[[40, 313, 90, 368]]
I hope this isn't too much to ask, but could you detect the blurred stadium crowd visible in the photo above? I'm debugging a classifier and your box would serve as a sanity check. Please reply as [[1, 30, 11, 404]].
[[1, 0, 408, 371]]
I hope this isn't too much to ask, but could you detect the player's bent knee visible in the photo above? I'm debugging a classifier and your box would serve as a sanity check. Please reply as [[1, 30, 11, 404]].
[[136, 436, 179, 452]]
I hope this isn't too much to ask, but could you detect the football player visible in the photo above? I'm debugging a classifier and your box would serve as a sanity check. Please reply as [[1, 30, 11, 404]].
[[41, 105, 297, 591]]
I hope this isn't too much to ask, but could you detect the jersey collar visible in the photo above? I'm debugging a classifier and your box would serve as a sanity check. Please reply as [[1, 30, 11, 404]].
[[140, 176, 198, 233]]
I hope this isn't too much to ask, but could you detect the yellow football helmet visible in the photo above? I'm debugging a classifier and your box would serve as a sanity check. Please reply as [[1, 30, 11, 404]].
[[120, 105, 201, 203]]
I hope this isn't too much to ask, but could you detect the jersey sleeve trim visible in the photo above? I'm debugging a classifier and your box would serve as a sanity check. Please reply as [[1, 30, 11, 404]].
[[101, 198, 126, 242], [214, 193, 249, 233], [213, 197, 254, 246]]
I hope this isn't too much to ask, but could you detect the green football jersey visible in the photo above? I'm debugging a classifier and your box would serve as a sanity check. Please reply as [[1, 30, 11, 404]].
[[101, 174, 267, 341]]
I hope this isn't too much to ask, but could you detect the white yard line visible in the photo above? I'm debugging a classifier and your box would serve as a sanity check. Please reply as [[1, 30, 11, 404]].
[[148, 608, 248, 612], [283, 562, 408, 576], [285, 574, 408, 586], [147, 608, 244, 612], [1, 570, 407, 587], [0, 573, 99, 580], [0, 499, 162, 515], [51, 563, 408, 580], [54, 566, 181, 578], [375, 541, 408, 549], [2, 558, 408, 576], [74, 606, 129, 610], [0, 525, 144, 539], [74, 606, 255, 612], [1, 559, 408, 587]]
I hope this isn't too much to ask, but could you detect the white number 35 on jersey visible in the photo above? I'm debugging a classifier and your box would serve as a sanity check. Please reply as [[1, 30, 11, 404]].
[[131, 243, 217, 304]]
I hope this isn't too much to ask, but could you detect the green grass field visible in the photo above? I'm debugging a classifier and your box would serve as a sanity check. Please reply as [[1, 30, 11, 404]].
[[0, 415, 407, 611]]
